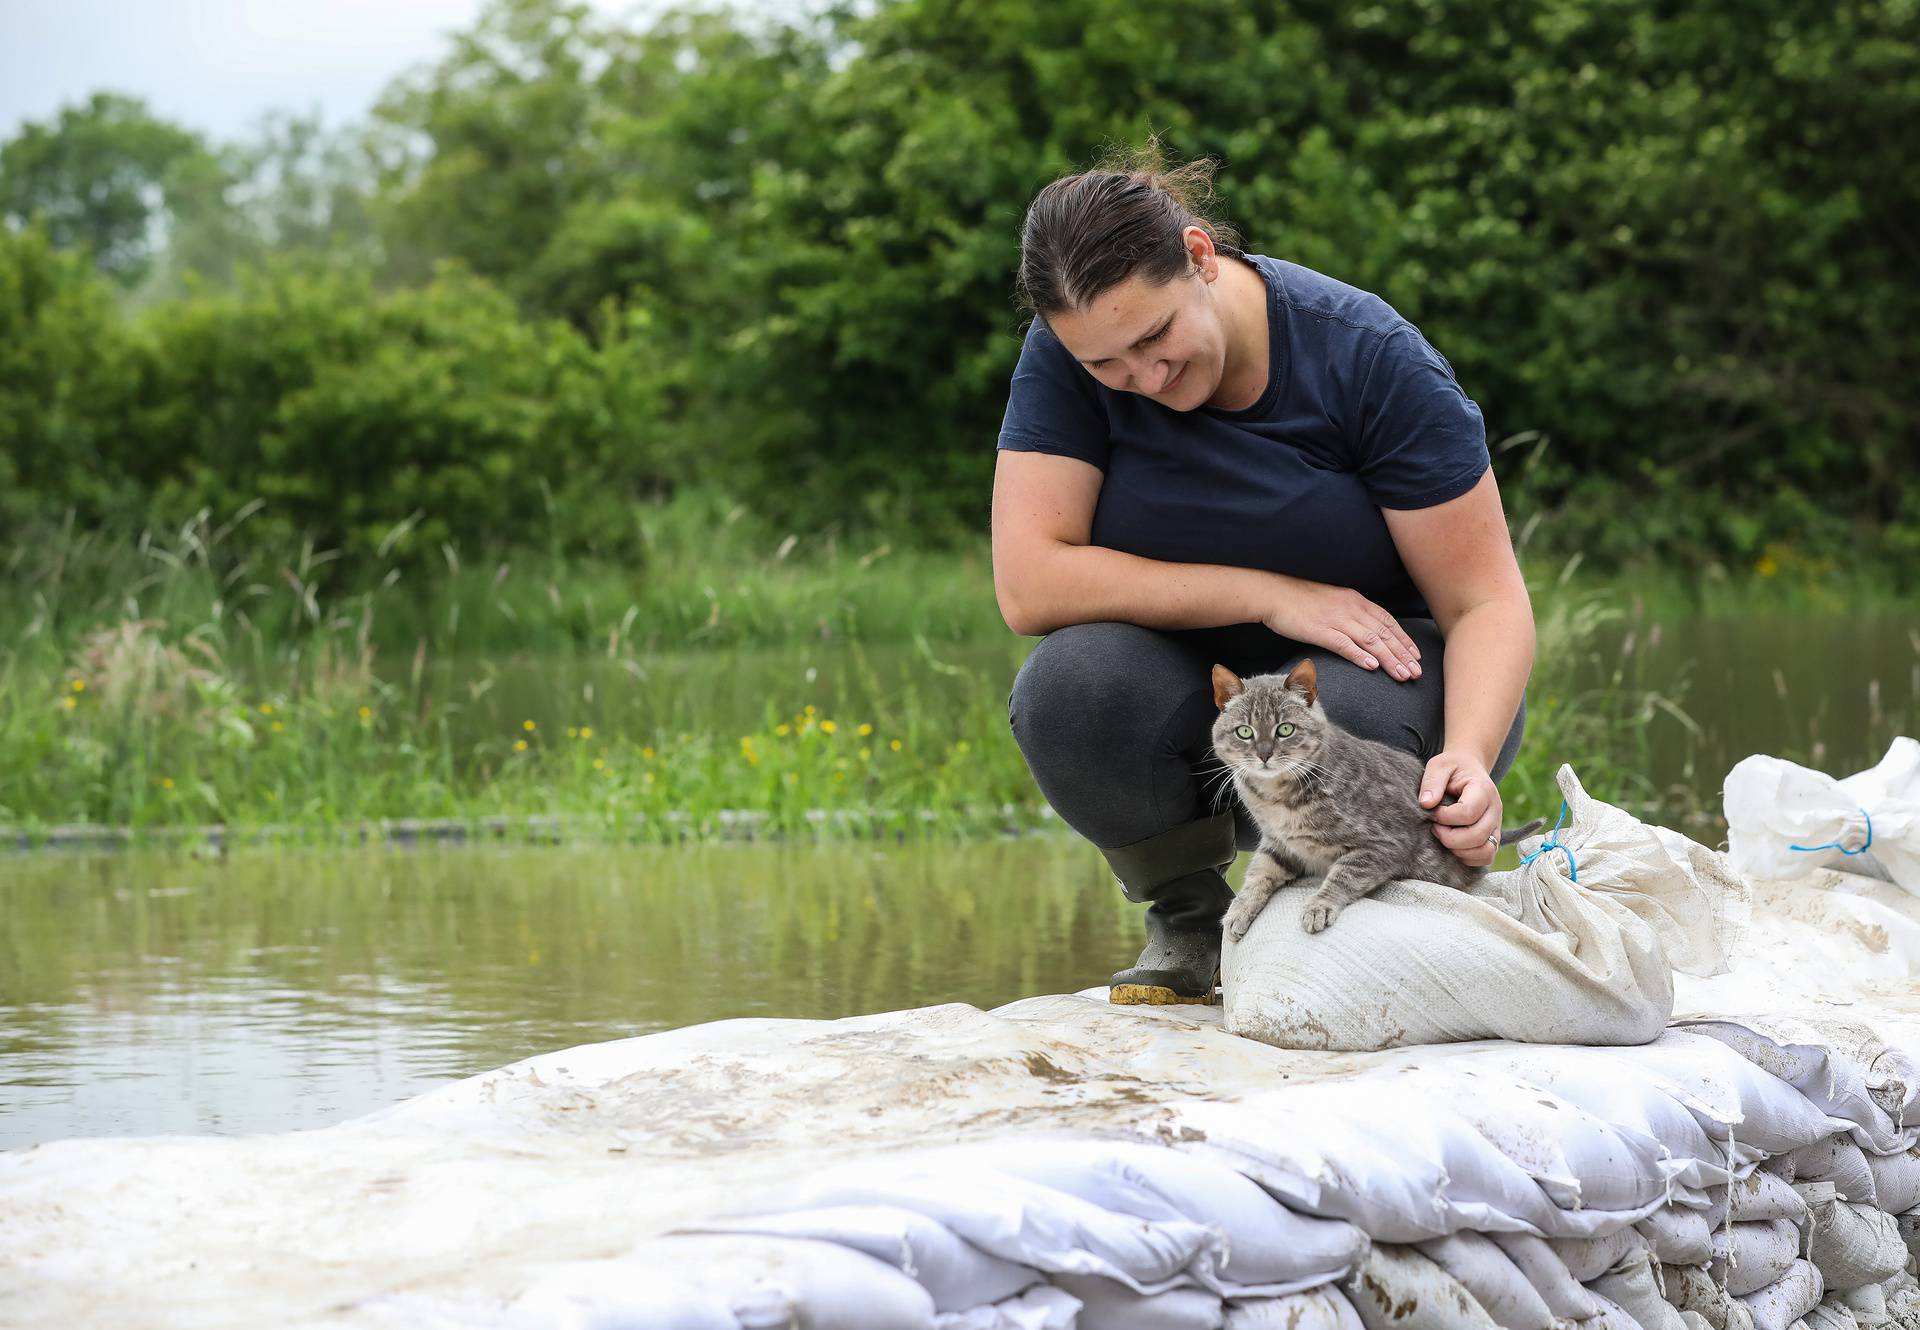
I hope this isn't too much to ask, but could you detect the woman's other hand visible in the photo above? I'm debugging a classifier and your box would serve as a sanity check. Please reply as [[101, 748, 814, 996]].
[[1261, 577, 1423, 681], [1419, 751, 1502, 867]]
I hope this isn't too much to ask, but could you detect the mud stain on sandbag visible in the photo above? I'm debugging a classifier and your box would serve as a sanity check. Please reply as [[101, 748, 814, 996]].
[[1023, 1052, 1077, 1083], [1358, 1272, 1417, 1319]]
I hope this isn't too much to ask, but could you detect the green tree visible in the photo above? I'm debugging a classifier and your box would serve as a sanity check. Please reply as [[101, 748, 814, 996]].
[[0, 93, 217, 286]]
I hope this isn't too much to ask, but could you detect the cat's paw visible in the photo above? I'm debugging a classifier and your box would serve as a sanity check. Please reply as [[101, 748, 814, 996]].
[[1301, 897, 1342, 934], [1221, 896, 1265, 943]]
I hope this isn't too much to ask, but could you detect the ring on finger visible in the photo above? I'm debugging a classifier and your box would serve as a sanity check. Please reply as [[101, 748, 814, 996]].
[[1485, 833, 1498, 846]]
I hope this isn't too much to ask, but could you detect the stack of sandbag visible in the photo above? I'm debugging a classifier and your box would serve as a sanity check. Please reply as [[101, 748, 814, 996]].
[[1725, 739, 1920, 896]]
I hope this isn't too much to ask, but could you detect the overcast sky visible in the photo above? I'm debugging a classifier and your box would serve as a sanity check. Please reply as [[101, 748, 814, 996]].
[[1, 0, 660, 142]]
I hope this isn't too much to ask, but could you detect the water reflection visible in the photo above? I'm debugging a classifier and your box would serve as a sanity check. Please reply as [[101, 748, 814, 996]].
[[0, 838, 1131, 1148]]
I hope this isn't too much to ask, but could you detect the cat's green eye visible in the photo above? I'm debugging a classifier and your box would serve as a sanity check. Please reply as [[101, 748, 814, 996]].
[[1276, 723, 1295, 738], [1234, 724, 1254, 740]]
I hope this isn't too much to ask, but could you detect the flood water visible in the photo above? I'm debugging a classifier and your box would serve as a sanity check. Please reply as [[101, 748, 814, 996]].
[[0, 838, 1132, 1148], [3, 610, 1915, 1149]]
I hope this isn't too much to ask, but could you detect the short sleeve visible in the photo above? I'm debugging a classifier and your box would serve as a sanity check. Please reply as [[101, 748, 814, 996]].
[[996, 319, 1112, 471], [1353, 324, 1490, 509]]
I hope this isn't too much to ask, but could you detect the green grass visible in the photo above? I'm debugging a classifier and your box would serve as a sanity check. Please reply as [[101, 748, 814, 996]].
[[8, 492, 1850, 844]]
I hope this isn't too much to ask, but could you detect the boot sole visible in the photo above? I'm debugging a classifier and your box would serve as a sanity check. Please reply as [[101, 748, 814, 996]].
[[1109, 983, 1221, 1006]]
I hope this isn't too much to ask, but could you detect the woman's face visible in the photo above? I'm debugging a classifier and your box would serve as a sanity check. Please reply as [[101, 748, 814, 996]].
[[1045, 237, 1227, 411]]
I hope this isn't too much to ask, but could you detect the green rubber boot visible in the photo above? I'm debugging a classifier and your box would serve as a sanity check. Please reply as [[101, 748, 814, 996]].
[[1101, 811, 1238, 1005]]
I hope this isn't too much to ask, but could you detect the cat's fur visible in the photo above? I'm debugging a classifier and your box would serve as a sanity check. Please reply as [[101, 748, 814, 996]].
[[1213, 660, 1540, 939]]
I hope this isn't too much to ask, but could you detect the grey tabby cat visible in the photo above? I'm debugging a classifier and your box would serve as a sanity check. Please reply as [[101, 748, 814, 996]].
[[1213, 660, 1541, 939]]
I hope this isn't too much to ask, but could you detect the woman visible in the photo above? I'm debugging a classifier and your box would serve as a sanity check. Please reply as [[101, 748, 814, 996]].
[[993, 145, 1533, 1005]]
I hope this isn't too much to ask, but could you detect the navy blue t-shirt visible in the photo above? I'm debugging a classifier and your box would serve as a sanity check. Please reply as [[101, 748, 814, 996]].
[[996, 254, 1489, 627]]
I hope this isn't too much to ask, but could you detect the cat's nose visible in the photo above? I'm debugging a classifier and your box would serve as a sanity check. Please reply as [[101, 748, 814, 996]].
[[1255, 743, 1273, 761]]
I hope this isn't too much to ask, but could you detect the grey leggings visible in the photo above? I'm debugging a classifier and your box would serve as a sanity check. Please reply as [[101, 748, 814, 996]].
[[1008, 619, 1526, 858]]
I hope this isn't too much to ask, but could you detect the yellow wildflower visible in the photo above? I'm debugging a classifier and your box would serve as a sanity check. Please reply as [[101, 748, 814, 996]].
[[860, 747, 871, 761], [820, 720, 837, 735], [579, 726, 593, 740], [522, 719, 536, 732], [259, 702, 273, 715], [61, 696, 77, 711], [857, 723, 873, 737], [70, 679, 86, 693], [514, 739, 529, 753], [592, 758, 606, 771], [804, 705, 817, 717], [271, 721, 284, 733], [641, 746, 657, 761], [775, 723, 791, 737], [567, 726, 579, 738], [160, 777, 175, 790], [358, 706, 372, 720], [955, 741, 971, 755], [890, 739, 903, 752], [1755, 554, 1779, 577]]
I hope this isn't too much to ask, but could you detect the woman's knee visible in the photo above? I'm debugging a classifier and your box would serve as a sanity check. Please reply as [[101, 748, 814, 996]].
[[1009, 622, 1199, 747]]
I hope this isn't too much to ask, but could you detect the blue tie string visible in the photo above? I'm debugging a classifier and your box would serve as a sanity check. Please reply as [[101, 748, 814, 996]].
[[1789, 807, 1873, 856], [1518, 797, 1578, 882]]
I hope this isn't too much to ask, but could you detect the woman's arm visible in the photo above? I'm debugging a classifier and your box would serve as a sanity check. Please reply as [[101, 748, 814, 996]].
[[1382, 467, 1536, 866], [993, 449, 1425, 676]]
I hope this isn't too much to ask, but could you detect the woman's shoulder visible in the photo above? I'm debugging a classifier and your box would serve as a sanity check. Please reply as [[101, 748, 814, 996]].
[[1246, 253, 1406, 341]]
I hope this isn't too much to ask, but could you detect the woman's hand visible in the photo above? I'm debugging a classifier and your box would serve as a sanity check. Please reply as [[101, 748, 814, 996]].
[[1419, 751, 1502, 867], [1261, 577, 1423, 681]]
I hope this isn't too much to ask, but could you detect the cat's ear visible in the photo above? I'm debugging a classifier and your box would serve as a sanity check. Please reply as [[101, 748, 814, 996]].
[[1210, 664, 1245, 709], [1284, 658, 1319, 705]]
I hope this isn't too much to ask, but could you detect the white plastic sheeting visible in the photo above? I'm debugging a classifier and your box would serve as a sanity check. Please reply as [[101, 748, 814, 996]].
[[7, 749, 1920, 1328]]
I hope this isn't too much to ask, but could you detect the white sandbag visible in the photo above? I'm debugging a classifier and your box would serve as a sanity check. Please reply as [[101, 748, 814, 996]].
[[1866, 1153, 1920, 1217], [1734, 1171, 1813, 1225], [1552, 1227, 1649, 1283], [1416, 1231, 1557, 1330], [785, 1162, 1217, 1293], [1807, 1198, 1909, 1291], [1728, 1220, 1806, 1297], [1723, 740, 1920, 895], [1488, 1231, 1603, 1321], [1466, 1045, 1733, 1189], [1165, 1078, 1678, 1243], [1224, 1287, 1367, 1330], [684, 1205, 1037, 1313], [1667, 1262, 1757, 1330], [1591, 1247, 1691, 1330], [1740, 1259, 1827, 1330], [936, 1285, 1080, 1330], [1883, 1271, 1920, 1326], [509, 1235, 938, 1330], [1684, 1314, 1722, 1330], [1048, 1274, 1221, 1329], [1643, 1205, 1719, 1265], [1794, 1141, 1883, 1207], [1681, 1018, 1918, 1156], [1587, 1032, 1842, 1163], [1806, 1302, 1865, 1330], [964, 1137, 1366, 1293], [1405, 1070, 1700, 1213], [1839, 1281, 1892, 1327], [1341, 1245, 1498, 1330], [1223, 764, 1746, 1051]]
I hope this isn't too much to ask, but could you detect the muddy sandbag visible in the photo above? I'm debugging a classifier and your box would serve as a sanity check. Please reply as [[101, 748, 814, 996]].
[[1224, 1287, 1367, 1330], [1734, 1170, 1814, 1226], [1341, 1244, 1498, 1330], [1727, 1219, 1809, 1296], [1590, 1247, 1691, 1330], [1807, 1196, 1909, 1292], [1666, 1262, 1757, 1330], [1740, 1259, 1827, 1330], [1683, 1018, 1918, 1156], [1793, 1143, 1883, 1208], [1223, 765, 1746, 1050], [1896, 1211, 1920, 1265], [1838, 1281, 1893, 1328], [1415, 1231, 1556, 1330], [1806, 1302, 1865, 1330]]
